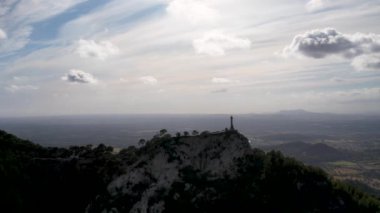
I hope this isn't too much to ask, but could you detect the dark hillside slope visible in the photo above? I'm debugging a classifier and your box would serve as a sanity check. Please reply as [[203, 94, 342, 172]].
[[0, 129, 379, 213], [0, 130, 123, 213]]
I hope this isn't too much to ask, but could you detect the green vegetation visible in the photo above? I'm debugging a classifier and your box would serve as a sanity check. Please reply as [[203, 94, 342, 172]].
[[263, 141, 380, 198], [164, 150, 380, 213], [1, 129, 380, 213], [192, 130, 199, 136], [323, 159, 380, 198], [0, 130, 123, 213]]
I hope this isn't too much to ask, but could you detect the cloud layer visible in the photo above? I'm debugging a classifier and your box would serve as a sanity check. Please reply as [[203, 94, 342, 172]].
[[352, 54, 380, 71], [193, 32, 251, 56], [0, 28, 7, 40], [166, 0, 219, 25], [283, 28, 380, 71], [5, 84, 38, 93], [62, 69, 98, 84], [139, 76, 158, 85], [1, 0, 380, 115], [305, 0, 328, 12], [0, 0, 86, 54], [76, 39, 120, 60], [211, 77, 232, 84]]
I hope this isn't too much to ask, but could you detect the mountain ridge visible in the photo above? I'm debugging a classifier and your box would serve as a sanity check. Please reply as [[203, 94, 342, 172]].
[[1, 129, 380, 213]]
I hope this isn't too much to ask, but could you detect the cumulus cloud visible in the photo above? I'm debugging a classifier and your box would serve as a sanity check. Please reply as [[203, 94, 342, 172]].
[[283, 28, 380, 71], [166, 0, 219, 25], [0, 28, 7, 40], [76, 39, 120, 60], [139, 76, 158, 85], [62, 69, 98, 84], [193, 32, 251, 56], [305, 0, 328, 12], [5, 84, 38, 93], [282, 28, 380, 58], [211, 77, 232, 84], [352, 54, 380, 71]]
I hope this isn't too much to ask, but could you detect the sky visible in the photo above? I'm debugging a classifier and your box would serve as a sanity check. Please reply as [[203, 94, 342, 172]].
[[0, 0, 380, 116]]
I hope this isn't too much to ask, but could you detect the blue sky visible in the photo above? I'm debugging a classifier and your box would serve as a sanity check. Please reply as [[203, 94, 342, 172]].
[[0, 0, 380, 116]]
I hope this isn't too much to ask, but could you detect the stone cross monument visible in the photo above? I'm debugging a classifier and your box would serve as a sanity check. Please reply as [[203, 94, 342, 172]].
[[230, 116, 235, 130]]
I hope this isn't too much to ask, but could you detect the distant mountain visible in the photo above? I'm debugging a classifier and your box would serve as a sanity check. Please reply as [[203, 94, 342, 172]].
[[263, 141, 349, 164], [274, 109, 345, 121], [277, 109, 319, 115], [1, 129, 379, 213], [2, 113, 380, 147], [274, 109, 380, 121]]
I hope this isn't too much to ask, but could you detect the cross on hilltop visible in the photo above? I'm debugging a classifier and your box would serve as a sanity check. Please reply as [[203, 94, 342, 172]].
[[230, 116, 235, 130]]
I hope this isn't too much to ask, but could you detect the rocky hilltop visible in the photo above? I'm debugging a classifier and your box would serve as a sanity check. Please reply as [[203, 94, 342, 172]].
[[1, 129, 380, 213], [91, 131, 250, 212]]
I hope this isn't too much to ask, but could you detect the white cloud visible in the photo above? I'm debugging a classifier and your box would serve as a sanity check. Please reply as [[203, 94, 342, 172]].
[[76, 39, 120, 60], [166, 0, 219, 25], [0, 0, 86, 54], [0, 0, 18, 16], [279, 87, 380, 112], [0, 26, 32, 54], [305, 0, 356, 12], [139, 76, 158, 85], [1, 0, 380, 115], [62, 69, 98, 84], [352, 54, 380, 71], [283, 28, 380, 58], [119, 78, 129, 83], [4, 75, 38, 93], [10, 0, 87, 23], [193, 32, 251, 56], [283, 28, 380, 71], [12, 76, 30, 82], [5, 84, 38, 93], [305, 87, 380, 103], [211, 77, 233, 84], [305, 0, 328, 12], [0, 28, 7, 40]]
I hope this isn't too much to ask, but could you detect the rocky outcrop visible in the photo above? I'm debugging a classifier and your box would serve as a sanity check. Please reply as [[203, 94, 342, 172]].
[[89, 131, 250, 213], [3, 129, 379, 213]]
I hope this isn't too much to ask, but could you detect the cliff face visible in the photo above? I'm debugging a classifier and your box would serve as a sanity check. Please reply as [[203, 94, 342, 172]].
[[87, 131, 380, 213], [95, 131, 250, 213], [1, 129, 380, 213]]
